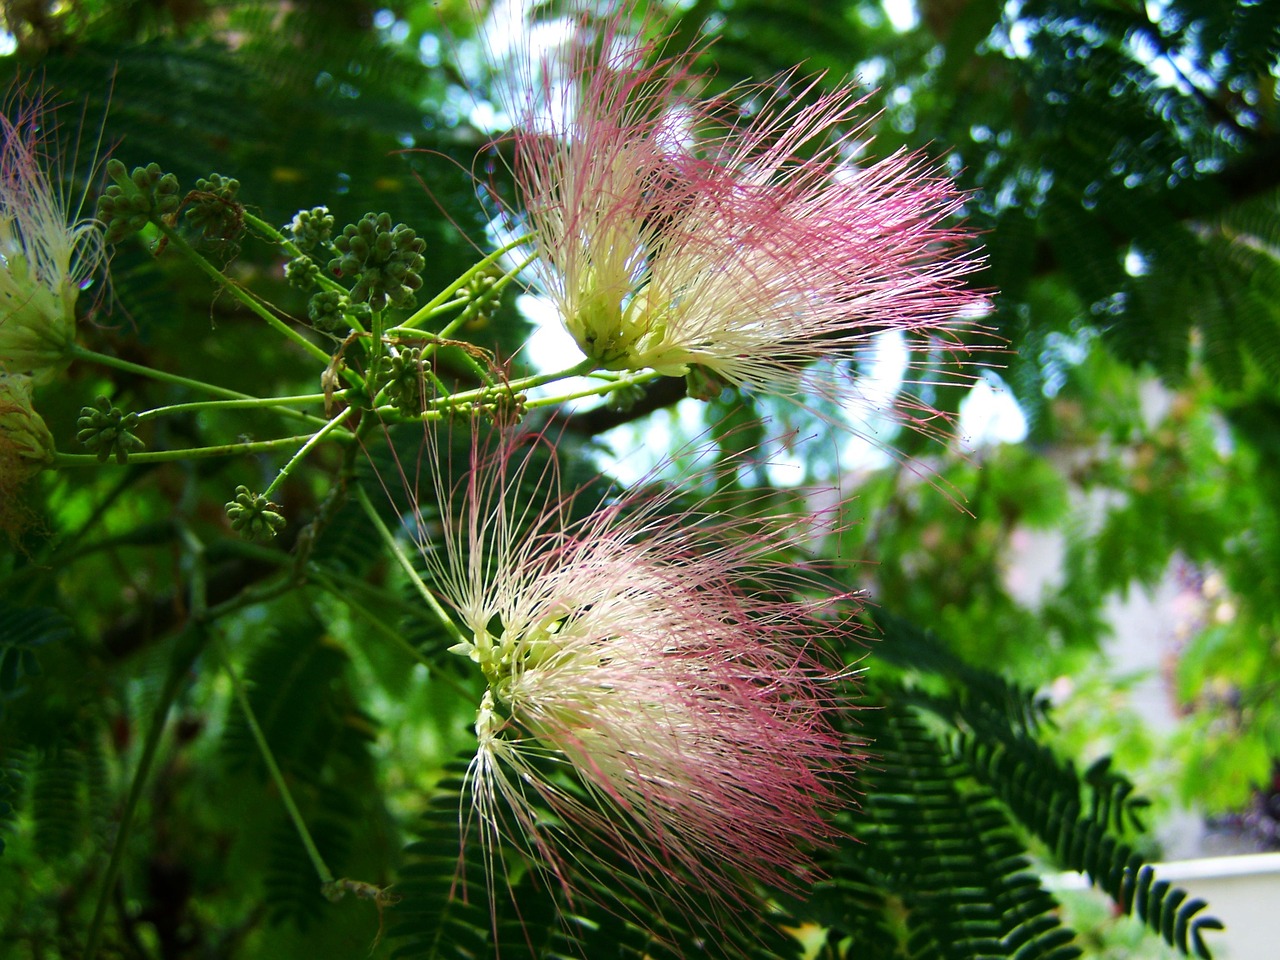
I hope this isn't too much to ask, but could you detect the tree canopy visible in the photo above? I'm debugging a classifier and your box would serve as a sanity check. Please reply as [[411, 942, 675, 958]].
[[1, 1, 1277, 958]]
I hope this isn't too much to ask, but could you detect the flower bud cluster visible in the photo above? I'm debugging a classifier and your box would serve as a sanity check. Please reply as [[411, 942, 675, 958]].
[[76, 396, 145, 464], [285, 256, 321, 289], [288, 206, 335, 250], [327, 212, 426, 312], [185, 173, 243, 241], [96, 160, 181, 244], [224, 485, 286, 540], [379, 347, 429, 415], [307, 290, 370, 334], [463, 267, 503, 326]]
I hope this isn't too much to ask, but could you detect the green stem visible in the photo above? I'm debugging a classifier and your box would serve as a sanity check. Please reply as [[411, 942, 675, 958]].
[[396, 237, 533, 331], [86, 524, 213, 959], [308, 569, 430, 669], [367, 307, 386, 392], [415, 358, 601, 415], [215, 635, 335, 886], [135, 393, 333, 424], [242, 210, 350, 296], [523, 369, 661, 410], [156, 222, 333, 367], [202, 573, 298, 622], [54, 431, 352, 468], [353, 484, 470, 651], [70, 344, 245, 401], [84, 624, 210, 960], [384, 297, 469, 332], [262, 406, 358, 499], [309, 572, 478, 705], [70, 343, 332, 424]]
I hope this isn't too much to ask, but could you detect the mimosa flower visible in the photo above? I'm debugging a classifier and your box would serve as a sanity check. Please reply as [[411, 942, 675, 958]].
[[0, 371, 55, 469], [0, 371, 55, 539], [492, 6, 988, 437], [398, 423, 854, 917], [0, 104, 104, 382]]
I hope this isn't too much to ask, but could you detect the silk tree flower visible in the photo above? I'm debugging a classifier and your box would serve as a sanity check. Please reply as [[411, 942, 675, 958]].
[[0, 372, 55, 474], [0, 371, 55, 539], [0, 104, 104, 382], [400, 422, 855, 916], [492, 6, 988, 438]]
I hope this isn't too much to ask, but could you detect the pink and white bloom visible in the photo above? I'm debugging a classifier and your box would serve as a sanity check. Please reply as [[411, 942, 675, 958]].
[[400, 423, 855, 913], [492, 6, 988, 435], [0, 103, 104, 382]]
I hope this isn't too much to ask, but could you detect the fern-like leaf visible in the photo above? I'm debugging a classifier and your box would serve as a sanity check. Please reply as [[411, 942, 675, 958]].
[[0, 602, 73, 709], [959, 731, 1221, 957]]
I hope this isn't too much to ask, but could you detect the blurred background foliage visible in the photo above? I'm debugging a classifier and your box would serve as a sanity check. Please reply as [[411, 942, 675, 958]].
[[1, 0, 1278, 957]]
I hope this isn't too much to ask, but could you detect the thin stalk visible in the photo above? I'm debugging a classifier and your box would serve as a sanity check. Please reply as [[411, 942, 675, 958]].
[[201, 573, 298, 623], [367, 307, 386, 391], [396, 236, 533, 331], [262, 406, 358, 499], [523, 369, 662, 410], [309, 572, 478, 706], [308, 568, 431, 669], [83, 627, 207, 960], [384, 296, 469, 331], [215, 636, 335, 886], [54, 431, 352, 468], [68, 345, 331, 427], [85, 526, 211, 960], [70, 345, 242, 400], [155, 222, 333, 366], [353, 484, 470, 651], [241, 211, 350, 299], [136, 393, 332, 423], [421, 358, 600, 414]]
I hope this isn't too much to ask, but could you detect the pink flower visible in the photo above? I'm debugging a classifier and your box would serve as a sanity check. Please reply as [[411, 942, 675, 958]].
[[400, 422, 855, 915], [493, 6, 988, 437], [0, 100, 104, 382]]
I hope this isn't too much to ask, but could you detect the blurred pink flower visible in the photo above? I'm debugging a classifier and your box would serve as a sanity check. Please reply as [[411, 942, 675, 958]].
[[494, 6, 989, 440], [405, 423, 855, 913], [0, 101, 104, 382]]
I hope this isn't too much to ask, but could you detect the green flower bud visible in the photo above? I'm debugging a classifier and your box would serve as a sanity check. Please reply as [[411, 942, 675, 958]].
[[464, 267, 503, 327], [605, 380, 648, 413], [76, 396, 145, 464], [684, 364, 726, 402], [379, 347, 430, 416], [328, 212, 427, 312], [185, 173, 243, 242], [285, 256, 321, 289], [307, 290, 370, 334], [287, 206, 335, 250], [224, 485, 286, 540], [95, 161, 181, 244]]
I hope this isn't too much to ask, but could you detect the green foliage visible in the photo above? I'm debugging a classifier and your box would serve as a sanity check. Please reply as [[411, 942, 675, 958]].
[[0, 603, 72, 706], [2, 0, 1274, 956], [389, 767, 807, 960]]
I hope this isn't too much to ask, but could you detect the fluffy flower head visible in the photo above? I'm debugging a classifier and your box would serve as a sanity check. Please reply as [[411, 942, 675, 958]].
[[0, 102, 104, 381], [398, 422, 855, 916], [492, 5, 989, 440]]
